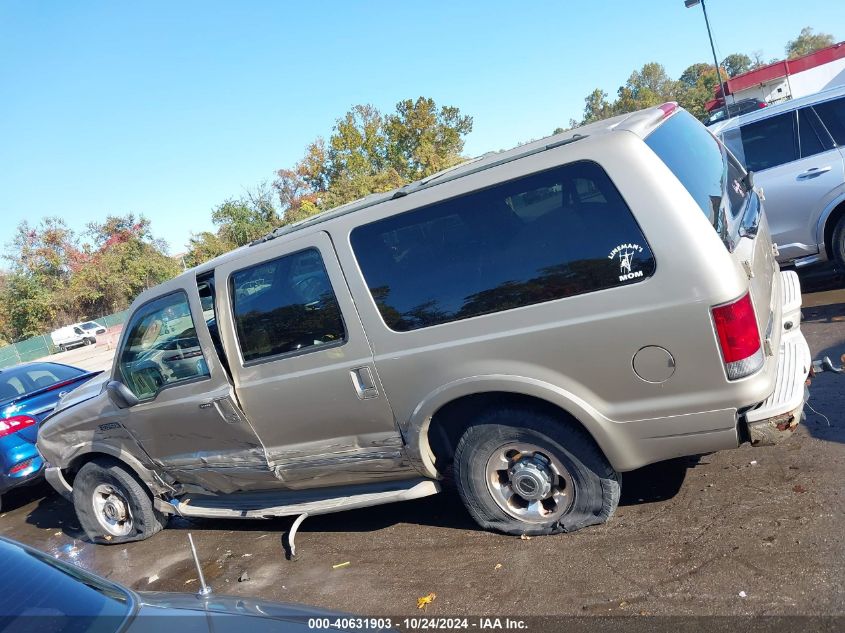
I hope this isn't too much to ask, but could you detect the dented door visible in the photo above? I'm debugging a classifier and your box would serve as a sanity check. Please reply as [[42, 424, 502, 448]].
[[213, 231, 410, 489], [112, 286, 272, 493]]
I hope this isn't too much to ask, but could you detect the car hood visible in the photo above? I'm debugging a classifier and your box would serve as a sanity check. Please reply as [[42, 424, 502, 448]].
[[53, 371, 109, 415]]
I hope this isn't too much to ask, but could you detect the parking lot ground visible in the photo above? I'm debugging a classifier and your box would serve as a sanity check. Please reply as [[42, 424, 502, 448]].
[[36, 326, 119, 373], [1, 272, 843, 619]]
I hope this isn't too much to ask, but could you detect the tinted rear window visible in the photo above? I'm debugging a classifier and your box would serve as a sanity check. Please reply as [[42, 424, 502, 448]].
[[230, 249, 346, 362], [646, 110, 747, 245], [351, 161, 655, 332]]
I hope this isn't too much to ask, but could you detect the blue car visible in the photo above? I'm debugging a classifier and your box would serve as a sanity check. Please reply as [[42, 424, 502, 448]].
[[0, 362, 100, 509]]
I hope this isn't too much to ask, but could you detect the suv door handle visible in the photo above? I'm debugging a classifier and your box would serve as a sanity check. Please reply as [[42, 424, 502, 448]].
[[350, 366, 379, 400], [797, 166, 831, 179]]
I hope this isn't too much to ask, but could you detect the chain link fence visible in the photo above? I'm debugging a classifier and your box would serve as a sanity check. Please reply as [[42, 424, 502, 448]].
[[0, 309, 130, 369]]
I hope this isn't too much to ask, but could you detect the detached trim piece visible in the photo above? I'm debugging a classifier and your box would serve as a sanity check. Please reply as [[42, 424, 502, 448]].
[[172, 478, 440, 519]]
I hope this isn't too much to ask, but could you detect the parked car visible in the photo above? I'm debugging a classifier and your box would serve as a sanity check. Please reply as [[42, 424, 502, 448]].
[[706, 97, 768, 126], [0, 535, 386, 633], [0, 362, 100, 510], [38, 103, 811, 543], [709, 85, 845, 269], [50, 325, 96, 352], [75, 320, 108, 336]]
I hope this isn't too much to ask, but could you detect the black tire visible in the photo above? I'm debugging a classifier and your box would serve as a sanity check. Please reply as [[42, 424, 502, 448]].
[[453, 408, 620, 536], [58, 344, 65, 353], [72, 458, 168, 544], [83, 337, 92, 346], [832, 214, 845, 272]]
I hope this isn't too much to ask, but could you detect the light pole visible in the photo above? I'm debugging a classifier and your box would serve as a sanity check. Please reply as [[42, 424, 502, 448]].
[[685, 0, 729, 114]]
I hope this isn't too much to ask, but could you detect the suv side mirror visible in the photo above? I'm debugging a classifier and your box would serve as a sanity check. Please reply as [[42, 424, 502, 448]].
[[107, 381, 139, 409]]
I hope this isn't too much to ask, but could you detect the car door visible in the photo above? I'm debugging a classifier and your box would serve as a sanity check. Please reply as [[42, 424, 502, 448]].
[[112, 284, 273, 493], [213, 230, 410, 490], [723, 108, 844, 262]]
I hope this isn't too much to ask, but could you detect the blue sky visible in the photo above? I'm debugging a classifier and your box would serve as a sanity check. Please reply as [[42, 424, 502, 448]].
[[1, 1, 842, 256]]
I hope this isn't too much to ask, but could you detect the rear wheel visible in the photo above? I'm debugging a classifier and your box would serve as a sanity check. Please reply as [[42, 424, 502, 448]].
[[832, 214, 845, 271], [72, 458, 168, 544], [453, 408, 620, 536], [58, 344, 66, 353]]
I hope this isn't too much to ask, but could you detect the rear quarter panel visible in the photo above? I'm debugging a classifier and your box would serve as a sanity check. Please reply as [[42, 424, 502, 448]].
[[330, 131, 778, 472]]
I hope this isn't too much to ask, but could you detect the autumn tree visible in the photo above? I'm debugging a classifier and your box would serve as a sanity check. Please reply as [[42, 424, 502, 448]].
[[786, 27, 835, 59], [67, 214, 180, 319], [272, 97, 472, 226]]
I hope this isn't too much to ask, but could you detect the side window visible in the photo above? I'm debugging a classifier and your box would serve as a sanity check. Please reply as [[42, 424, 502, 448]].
[[117, 292, 209, 400], [728, 112, 798, 172], [351, 160, 655, 332], [797, 107, 833, 158], [813, 96, 845, 144], [230, 248, 346, 363]]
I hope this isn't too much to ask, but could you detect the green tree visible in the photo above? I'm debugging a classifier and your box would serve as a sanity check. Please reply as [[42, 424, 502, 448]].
[[580, 89, 613, 124], [721, 53, 752, 78], [614, 63, 683, 115], [786, 27, 835, 59], [212, 188, 279, 247], [679, 62, 713, 87], [385, 97, 473, 181], [272, 97, 473, 226]]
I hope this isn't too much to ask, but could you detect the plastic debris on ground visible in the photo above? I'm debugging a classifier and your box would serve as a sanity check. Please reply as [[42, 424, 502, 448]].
[[417, 593, 436, 609]]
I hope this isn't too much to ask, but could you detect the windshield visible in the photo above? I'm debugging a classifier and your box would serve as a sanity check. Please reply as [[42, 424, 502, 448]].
[[645, 110, 748, 250], [0, 538, 130, 632]]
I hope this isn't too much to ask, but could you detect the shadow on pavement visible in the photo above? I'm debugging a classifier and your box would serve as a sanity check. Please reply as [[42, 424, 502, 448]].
[[19, 458, 698, 541]]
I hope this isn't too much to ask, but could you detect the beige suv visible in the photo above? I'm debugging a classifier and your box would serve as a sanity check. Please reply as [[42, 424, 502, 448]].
[[38, 103, 811, 544]]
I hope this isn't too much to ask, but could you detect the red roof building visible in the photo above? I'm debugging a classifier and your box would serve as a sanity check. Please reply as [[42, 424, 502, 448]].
[[706, 41, 845, 112]]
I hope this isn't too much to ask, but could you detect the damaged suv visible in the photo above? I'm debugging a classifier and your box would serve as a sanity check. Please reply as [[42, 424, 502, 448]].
[[38, 103, 811, 544]]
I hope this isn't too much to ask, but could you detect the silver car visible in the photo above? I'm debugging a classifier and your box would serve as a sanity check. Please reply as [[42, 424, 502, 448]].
[[38, 103, 811, 543], [710, 85, 845, 269]]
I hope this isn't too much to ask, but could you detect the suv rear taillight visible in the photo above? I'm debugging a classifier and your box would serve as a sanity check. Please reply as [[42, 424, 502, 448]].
[[711, 292, 764, 380]]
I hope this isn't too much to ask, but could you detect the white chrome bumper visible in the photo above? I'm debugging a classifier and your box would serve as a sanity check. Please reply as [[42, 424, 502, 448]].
[[744, 271, 811, 444]]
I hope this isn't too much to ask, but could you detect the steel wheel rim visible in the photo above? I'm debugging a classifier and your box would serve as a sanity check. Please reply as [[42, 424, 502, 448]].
[[485, 442, 574, 524], [92, 483, 133, 537]]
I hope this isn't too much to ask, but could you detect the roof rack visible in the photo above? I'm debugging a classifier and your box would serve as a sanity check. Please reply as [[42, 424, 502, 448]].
[[250, 132, 588, 247]]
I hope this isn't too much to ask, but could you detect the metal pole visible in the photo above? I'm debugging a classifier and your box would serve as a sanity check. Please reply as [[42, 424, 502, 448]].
[[188, 533, 212, 597], [699, 0, 729, 112]]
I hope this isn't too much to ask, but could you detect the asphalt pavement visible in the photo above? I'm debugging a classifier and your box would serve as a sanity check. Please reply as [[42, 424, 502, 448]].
[[1, 269, 843, 620]]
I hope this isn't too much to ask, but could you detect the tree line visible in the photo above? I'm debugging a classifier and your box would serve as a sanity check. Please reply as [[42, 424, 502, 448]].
[[0, 27, 835, 345], [562, 26, 836, 129]]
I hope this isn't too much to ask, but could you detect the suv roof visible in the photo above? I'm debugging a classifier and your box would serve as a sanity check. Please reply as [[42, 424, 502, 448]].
[[709, 84, 845, 134], [189, 103, 682, 279]]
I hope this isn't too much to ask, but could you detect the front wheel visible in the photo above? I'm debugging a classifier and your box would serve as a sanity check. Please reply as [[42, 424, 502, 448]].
[[453, 409, 620, 536], [72, 458, 168, 544]]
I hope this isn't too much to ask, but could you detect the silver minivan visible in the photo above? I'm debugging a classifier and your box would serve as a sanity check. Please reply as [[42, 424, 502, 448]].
[[710, 85, 845, 269], [38, 103, 811, 543]]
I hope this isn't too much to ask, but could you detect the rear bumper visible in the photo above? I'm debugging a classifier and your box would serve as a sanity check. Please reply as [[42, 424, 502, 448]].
[[0, 455, 44, 495], [742, 271, 811, 446]]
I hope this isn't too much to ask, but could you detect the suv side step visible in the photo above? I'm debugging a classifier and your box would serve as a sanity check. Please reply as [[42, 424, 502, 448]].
[[169, 478, 440, 519]]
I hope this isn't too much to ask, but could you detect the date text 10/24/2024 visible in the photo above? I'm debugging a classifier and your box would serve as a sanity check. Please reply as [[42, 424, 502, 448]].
[[308, 617, 529, 630]]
